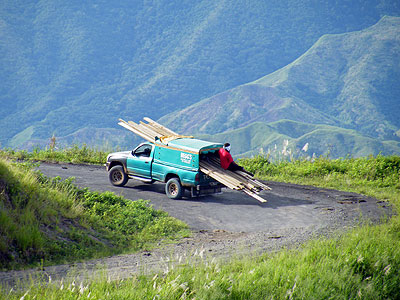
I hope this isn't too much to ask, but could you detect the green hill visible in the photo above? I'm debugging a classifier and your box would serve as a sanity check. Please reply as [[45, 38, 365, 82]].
[[197, 120, 400, 159], [161, 16, 400, 158], [1, 1, 399, 149]]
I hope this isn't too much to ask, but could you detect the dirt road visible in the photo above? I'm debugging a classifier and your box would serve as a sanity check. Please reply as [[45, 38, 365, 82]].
[[36, 163, 388, 231], [0, 162, 391, 287]]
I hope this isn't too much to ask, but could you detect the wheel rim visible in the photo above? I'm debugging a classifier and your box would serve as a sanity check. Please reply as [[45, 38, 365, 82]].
[[168, 183, 178, 196], [112, 170, 122, 182]]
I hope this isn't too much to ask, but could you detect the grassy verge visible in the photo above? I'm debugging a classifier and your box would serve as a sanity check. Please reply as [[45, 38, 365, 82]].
[[240, 154, 400, 207], [2, 155, 400, 299], [0, 159, 189, 270], [0, 145, 108, 165]]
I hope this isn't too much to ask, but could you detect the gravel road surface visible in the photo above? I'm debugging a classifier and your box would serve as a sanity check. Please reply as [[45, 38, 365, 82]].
[[0, 162, 391, 288]]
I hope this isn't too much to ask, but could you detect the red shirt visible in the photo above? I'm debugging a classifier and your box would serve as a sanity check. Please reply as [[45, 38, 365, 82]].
[[219, 148, 233, 169]]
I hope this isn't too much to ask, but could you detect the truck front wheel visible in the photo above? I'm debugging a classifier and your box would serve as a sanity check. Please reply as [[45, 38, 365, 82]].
[[165, 178, 183, 199], [109, 165, 128, 187]]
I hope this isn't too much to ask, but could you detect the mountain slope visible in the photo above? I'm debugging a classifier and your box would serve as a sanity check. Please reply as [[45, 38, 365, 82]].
[[1, 1, 399, 148], [254, 15, 400, 140], [160, 16, 400, 158], [197, 120, 400, 158]]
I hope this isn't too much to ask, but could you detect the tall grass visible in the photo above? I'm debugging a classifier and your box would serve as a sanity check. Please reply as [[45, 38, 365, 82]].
[[240, 154, 400, 207], [0, 159, 189, 270], [3, 216, 399, 299], [0, 144, 109, 164], [240, 154, 400, 185]]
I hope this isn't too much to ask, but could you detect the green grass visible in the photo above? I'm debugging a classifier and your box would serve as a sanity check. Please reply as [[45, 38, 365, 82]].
[[0, 145, 109, 165], [240, 154, 400, 206], [6, 220, 398, 299], [0, 159, 189, 270], [2, 154, 400, 299]]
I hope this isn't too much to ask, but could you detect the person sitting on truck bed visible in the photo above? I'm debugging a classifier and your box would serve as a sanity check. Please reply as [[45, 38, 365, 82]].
[[219, 143, 254, 176]]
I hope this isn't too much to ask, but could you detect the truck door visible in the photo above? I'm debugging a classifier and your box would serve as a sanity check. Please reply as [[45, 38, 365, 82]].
[[127, 143, 153, 178]]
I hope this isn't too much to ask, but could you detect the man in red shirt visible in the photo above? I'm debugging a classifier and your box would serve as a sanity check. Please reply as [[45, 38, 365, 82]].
[[218, 143, 254, 176]]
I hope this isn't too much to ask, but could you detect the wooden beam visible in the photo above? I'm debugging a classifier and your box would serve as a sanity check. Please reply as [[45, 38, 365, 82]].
[[200, 167, 238, 190], [118, 121, 153, 143], [138, 121, 160, 139], [124, 119, 155, 142], [200, 157, 269, 202], [200, 165, 242, 189], [200, 161, 247, 190], [199, 162, 243, 189], [143, 117, 179, 136], [141, 121, 170, 137], [243, 189, 267, 203], [200, 162, 267, 203], [208, 156, 271, 191]]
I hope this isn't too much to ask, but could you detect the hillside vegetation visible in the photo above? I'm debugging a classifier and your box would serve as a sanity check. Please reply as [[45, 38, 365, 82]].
[[1, 1, 399, 149], [0, 144, 108, 165], [2, 154, 399, 299], [0, 159, 188, 270], [198, 120, 400, 159], [162, 16, 400, 158]]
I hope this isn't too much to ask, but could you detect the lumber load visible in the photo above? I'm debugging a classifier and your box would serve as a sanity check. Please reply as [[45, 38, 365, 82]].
[[119, 118, 193, 143], [199, 157, 270, 203], [118, 117, 270, 202]]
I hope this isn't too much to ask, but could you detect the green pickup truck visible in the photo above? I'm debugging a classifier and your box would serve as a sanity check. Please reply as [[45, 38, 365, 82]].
[[105, 137, 224, 199]]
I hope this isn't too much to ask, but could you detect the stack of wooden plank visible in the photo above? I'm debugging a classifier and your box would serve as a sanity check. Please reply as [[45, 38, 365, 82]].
[[199, 157, 270, 203], [118, 117, 179, 143], [118, 117, 271, 202]]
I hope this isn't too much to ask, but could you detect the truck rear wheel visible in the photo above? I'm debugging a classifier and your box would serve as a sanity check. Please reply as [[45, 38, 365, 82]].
[[109, 165, 128, 187], [165, 178, 183, 199]]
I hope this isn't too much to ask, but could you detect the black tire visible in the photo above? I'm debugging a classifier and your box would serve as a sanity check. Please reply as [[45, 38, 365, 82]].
[[109, 165, 128, 187], [165, 178, 183, 199]]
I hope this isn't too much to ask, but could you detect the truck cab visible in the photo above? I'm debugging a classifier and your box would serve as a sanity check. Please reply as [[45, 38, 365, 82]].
[[128, 143, 154, 179], [106, 138, 224, 199]]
